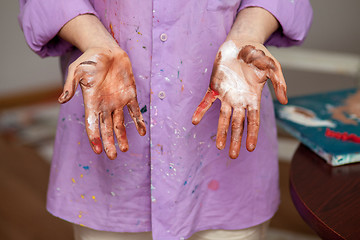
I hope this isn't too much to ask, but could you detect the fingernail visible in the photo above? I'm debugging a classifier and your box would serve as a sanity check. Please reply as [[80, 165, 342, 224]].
[[230, 150, 237, 159], [59, 90, 69, 102], [63, 90, 69, 99], [248, 143, 255, 152]]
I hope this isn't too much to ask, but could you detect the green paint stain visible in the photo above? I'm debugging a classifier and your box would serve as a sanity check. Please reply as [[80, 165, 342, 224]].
[[141, 105, 147, 113]]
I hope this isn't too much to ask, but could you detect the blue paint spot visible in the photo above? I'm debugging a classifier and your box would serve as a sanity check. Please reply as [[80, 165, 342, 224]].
[[160, 69, 164, 72], [184, 181, 187, 186], [83, 166, 90, 170]]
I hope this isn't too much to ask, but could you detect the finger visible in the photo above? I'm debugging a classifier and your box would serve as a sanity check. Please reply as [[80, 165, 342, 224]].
[[268, 62, 288, 105], [192, 88, 218, 125], [246, 107, 260, 152], [229, 108, 245, 159], [216, 103, 232, 150], [58, 62, 82, 104], [85, 109, 102, 155], [113, 109, 129, 152], [127, 99, 146, 136], [100, 112, 117, 160]]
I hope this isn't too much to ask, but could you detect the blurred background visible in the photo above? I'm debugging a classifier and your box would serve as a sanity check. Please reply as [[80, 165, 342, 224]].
[[0, 1, 359, 239]]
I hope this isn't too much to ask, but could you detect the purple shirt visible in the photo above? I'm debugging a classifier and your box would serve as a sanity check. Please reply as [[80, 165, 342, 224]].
[[19, 0, 312, 239]]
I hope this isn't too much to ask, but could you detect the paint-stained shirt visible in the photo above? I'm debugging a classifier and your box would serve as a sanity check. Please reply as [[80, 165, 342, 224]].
[[18, 0, 312, 239]]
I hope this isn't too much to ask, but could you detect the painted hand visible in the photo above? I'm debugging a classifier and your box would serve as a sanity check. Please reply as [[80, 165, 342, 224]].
[[58, 47, 146, 160], [192, 41, 287, 159]]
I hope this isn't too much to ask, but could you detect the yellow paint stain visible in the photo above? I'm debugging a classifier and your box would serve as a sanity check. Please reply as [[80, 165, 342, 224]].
[[81, 194, 85, 199], [137, 31, 142, 35], [80, 174, 84, 178], [80, 224, 85, 227], [92, 195, 97, 202], [78, 214, 82, 218], [78, 142, 80, 145], [72, 178, 76, 184]]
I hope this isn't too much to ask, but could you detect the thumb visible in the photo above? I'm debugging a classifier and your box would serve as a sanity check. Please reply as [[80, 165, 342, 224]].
[[268, 64, 288, 105], [58, 63, 81, 104]]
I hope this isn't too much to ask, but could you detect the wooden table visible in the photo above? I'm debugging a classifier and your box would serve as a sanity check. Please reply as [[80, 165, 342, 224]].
[[290, 144, 360, 240]]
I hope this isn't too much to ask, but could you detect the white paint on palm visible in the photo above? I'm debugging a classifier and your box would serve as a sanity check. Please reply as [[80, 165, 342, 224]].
[[217, 64, 258, 108]]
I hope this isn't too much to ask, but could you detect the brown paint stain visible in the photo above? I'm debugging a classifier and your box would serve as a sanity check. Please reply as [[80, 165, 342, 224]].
[[109, 23, 119, 44], [193, 42, 286, 159], [79, 61, 97, 66], [62, 48, 146, 159], [238, 45, 277, 71]]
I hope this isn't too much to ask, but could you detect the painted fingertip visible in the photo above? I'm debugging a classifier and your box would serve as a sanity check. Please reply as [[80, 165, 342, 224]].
[[91, 138, 102, 154], [247, 143, 256, 152], [216, 141, 225, 150], [58, 90, 69, 103], [229, 150, 239, 159], [120, 145, 129, 152], [192, 117, 200, 125], [139, 127, 146, 136], [281, 87, 288, 104], [107, 151, 117, 160], [111, 153, 117, 160]]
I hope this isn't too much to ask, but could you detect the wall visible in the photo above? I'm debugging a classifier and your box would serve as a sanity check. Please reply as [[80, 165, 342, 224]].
[[0, 1, 62, 97]]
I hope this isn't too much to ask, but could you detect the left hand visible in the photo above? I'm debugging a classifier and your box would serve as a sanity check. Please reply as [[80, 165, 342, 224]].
[[192, 40, 288, 159]]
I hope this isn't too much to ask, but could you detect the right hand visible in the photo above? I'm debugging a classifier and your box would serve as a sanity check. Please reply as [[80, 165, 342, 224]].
[[58, 47, 146, 160]]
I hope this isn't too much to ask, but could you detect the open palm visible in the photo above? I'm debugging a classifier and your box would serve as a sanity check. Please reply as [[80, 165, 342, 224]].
[[192, 41, 287, 159], [58, 47, 146, 160]]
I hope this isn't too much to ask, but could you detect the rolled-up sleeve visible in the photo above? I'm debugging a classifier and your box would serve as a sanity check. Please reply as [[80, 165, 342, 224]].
[[18, 0, 98, 57], [238, 0, 313, 47]]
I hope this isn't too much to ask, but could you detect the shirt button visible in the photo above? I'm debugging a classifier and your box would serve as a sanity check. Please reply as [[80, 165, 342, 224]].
[[158, 91, 166, 100], [160, 33, 168, 42]]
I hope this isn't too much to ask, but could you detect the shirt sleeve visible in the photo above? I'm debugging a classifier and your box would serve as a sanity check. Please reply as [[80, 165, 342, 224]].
[[18, 0, 98, 57], [238, 0, 313, 47]]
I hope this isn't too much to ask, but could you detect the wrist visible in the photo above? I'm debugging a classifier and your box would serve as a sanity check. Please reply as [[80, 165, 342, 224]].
[[227, 7, 279, 45], [59, 14, 119, 53]]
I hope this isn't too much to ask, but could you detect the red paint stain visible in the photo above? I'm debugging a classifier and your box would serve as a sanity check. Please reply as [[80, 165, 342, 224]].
[[208, 179, 219, 191], [211, 89, 219, 97], [325, 128, 360, 143], [91, 137, 102, 153], [196, 89, 217, 113]]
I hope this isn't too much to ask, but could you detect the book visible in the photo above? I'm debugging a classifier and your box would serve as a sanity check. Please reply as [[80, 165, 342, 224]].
[[274, 88, 360, 166]]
